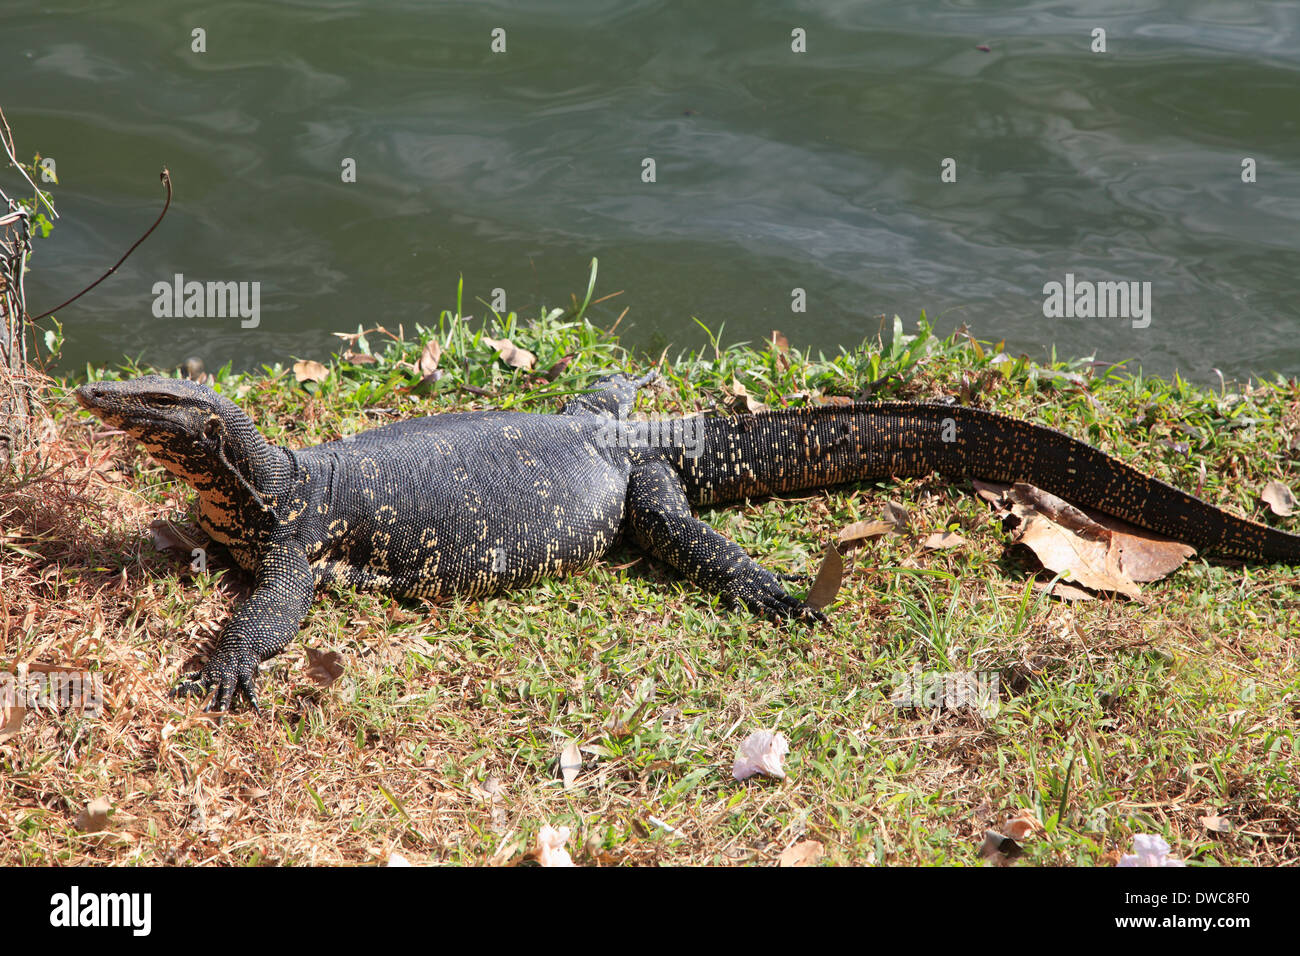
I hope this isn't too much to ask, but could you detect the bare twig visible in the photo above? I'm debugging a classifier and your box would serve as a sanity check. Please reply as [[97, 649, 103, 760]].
[[31, 167, 172, 321]]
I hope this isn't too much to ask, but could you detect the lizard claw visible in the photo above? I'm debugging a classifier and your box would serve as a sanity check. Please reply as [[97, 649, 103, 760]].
[[739, 576, 829, 627], [766, 592, 828, 627], [173, 651, 263, 714]]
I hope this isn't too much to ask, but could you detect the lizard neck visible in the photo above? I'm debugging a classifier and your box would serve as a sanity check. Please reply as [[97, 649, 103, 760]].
[[188, 399, 294, 557]]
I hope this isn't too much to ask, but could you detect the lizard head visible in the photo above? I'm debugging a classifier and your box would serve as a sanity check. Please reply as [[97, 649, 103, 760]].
[[75, 375, 261, 488]]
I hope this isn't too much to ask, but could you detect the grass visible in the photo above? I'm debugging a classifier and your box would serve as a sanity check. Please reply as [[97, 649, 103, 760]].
[[2, 266, 1298, 866]]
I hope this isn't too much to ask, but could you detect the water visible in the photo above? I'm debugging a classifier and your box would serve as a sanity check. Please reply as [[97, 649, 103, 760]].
[[5, 0, 1300, 382]]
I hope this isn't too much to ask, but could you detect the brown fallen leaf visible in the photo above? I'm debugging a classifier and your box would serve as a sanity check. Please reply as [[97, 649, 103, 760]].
[[1032, 580, 1095, 603], [1261, 481, 1297, 517], [542, 354, 574, 382], [922, 530, 968, 550], [0, 701, 25, 743], [293, 359, 329, 384], [978, 828, 1022, 864], [148, 518, 198, 553], [536, 824, 575, 867], [418, 338, 442, 378], [342, 350, 377, 365], [1012, 497, 1144, 599], [178, 357, 209, 383], [837, 520, 896, 550], [1002, 809, 1040, 841], [982, 482, 1195, 600], [482, 336, 536, 371], [730, 378, 768, 414], [806, 543, 842, 612], [882, 501, 910, 530], [778, 839, 824, 867], [1200, 814, 1233, 834], [559, 740, 582, 790], [76, 796, 113, 833], [304, 648, 345, 688]]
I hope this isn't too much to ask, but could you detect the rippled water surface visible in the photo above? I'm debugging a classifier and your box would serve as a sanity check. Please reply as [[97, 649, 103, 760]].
[[5, 0, 1300, 380]]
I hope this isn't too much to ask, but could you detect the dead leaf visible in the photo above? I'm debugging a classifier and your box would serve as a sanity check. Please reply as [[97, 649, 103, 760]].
[[837, 520, 896, 550], [536, 824, 575, 867], [922, 531, 968, 550], [543, 355, 574, 381], [978, 828, 1022, 864], [730, 378, 768, 414], [476, 776, 508, 830], [732, 730, 789, 781], [304, 648, 345, 688], [559, 740, 582, 790], [982, 483, 1195, 600], [293, 359, 329, 384], [148, 518, 197, 553], [1261, 481, 1297, 517], [75, 796, 113, 833], [1002, 809, 1039, 841], [1013, 503, 1143, 599], [418, 338, 442, 378], [1200, 814, 1233, 834], [482, 336, 536, 371], [331, 325, 392, 347], [778, 839, 824, 867], [806, 543, 842, 612], [0, 702, 25, 743], [882, 501, 910, 530], [1033, 580, 1095, 602], [342, 350, 377, 366]]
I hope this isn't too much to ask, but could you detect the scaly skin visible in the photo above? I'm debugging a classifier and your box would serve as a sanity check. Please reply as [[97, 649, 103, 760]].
[[75, 372, 1299, 712]]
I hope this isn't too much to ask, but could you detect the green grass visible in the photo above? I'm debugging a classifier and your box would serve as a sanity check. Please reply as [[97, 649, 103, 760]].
[[3, 263, 1297, 865]]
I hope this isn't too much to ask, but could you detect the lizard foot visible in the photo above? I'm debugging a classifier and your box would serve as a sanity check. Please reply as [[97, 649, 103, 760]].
[[737, 576, 829, 627], [173, 647, 263, 713]]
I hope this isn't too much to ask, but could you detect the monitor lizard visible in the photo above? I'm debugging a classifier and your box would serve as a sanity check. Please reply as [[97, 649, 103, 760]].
[[75, 372, 1300, 712]]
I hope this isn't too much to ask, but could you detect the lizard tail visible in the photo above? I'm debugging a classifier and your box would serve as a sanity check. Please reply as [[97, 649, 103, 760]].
[[675, 402, 1300, 563]]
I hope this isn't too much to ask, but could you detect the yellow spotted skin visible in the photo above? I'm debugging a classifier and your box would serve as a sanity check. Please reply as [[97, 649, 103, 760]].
[[76, 373, 1300, 712]]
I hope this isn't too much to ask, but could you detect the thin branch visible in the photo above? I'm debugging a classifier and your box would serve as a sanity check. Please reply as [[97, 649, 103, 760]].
[[31, 168, 171, 321]]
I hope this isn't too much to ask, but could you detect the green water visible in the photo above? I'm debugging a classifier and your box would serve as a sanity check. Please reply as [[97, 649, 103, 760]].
[[5, 0, 1300, 381]]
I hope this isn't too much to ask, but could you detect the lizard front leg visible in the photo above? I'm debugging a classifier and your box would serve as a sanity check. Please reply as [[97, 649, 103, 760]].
[[174, 539, 315, 713]]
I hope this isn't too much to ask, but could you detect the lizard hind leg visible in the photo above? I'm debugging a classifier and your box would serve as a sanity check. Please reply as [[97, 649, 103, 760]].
[[625, 461, 826, 625]]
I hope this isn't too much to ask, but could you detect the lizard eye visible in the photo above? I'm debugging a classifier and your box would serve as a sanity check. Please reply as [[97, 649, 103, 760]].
[[152, 394, 179, 407]]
